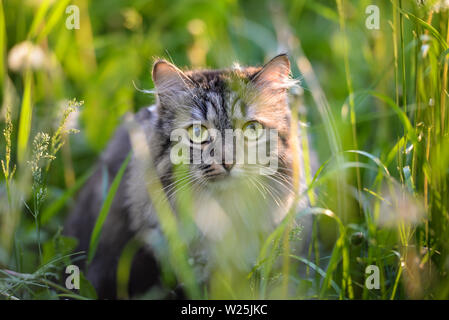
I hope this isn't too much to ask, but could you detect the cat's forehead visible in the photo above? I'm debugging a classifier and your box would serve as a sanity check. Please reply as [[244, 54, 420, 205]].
[[185, 66, 262, 87], [186, 67, 262, 116], [188, 83, 253, 124], [175, 70, 237, 123]]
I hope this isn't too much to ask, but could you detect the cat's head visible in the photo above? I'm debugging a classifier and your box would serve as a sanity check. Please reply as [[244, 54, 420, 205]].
[[151, 54, 298, 196]]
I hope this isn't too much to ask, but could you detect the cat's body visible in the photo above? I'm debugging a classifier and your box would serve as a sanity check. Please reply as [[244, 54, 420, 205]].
[[64, 54, 311, 299], [64, 108, 163, 298]]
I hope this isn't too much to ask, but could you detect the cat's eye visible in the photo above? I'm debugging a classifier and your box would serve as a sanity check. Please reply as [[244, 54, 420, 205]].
[[242, 121, 264, 140], [187, 124, 210, 144]]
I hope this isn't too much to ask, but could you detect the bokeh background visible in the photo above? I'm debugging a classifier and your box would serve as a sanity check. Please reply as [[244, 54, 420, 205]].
[[1, 0, 449, 299]]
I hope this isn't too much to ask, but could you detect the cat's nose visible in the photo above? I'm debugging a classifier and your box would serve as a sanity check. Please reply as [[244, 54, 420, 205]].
[[223, 162, 234, 172]]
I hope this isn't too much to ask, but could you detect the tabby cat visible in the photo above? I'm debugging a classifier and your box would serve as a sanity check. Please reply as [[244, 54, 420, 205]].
[[64, 54, 309, 299]]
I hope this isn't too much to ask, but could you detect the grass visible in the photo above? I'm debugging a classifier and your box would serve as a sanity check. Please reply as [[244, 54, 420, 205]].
[[86, 151, 131, 265], [1, 0, 449, 300]]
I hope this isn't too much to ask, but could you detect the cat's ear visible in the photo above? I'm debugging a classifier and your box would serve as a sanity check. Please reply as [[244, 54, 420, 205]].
[[250, 54, 295, 93], [152, 59, 192, 94]]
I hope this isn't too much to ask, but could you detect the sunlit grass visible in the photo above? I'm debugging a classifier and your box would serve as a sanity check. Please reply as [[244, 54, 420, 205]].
[[1, 0, 449, 300]]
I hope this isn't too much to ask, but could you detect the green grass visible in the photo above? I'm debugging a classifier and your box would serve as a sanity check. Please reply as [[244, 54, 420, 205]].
[[87, 151, 131, 265], [1, 0, 449, 300]]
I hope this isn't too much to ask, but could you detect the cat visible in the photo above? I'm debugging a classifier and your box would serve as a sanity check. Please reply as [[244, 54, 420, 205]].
[[64, 53, 310, 299]]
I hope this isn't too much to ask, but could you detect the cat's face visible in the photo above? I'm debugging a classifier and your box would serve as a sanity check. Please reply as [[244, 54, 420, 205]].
[[152, 54, 297, 198]]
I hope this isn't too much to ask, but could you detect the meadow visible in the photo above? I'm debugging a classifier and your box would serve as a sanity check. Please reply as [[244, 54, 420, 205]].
[[1, 0, 449, 299]]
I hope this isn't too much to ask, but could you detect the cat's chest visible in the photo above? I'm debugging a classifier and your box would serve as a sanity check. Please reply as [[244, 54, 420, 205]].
[[191, 187, 291, 241]]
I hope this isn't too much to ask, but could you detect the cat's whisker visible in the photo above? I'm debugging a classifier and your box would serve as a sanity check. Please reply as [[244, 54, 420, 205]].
[[253, 176, 285, 207], [155, 174, 195, 200], [153, 173, 198, 205], [244, 164, 294, 189], [165, 174, 205, 202], [264, 174, 294, 195], [242, 172, 283, 208], [161, 171, 197, 193], [246, 175, 268, 200]]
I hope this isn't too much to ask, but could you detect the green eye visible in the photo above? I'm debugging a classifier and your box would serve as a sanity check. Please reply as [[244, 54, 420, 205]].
[[242, 121, 264, 140], [187, 124, 210, 143]]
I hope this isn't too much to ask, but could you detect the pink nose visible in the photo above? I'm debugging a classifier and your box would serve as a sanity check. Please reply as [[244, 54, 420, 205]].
[[223, 163, 234, 172]]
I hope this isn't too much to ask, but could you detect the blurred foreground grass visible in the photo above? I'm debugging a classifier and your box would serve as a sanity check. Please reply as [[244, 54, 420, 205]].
[[1, 0, 449, 299]]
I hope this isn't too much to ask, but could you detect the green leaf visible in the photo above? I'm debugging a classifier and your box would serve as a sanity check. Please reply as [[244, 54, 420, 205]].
[[289, 254, 341, 295], [27, 0, 51, 39], [344, 150, 391, 177], [17, 70, 33, 164], [36, 0, 72, 42], [396, 6, 448, 51], [0, 0, 6, 90], [79, 271, 97, 299], [42, 234, 78, 265], [87, 152, 132, 264], [116, 239, 141, 299], [349, 90, 419, 147]]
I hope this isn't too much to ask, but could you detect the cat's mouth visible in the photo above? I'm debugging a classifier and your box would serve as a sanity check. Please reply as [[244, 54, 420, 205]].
[[204, 171, 236, 190], [205, 171, 231, 182]]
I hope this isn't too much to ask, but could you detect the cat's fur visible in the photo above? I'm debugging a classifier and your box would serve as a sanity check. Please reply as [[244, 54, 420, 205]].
[[64, 54, 310, 299]]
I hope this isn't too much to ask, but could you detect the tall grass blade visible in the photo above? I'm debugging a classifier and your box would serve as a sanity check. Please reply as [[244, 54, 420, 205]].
[[17, 70, 33, 164], [0, 0, 5, 91], [87, 152, 131, 264]]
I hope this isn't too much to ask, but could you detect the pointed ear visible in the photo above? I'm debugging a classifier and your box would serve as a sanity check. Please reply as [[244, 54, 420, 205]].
[[250, 54, 295, 93], [152, 59, 192, 94]]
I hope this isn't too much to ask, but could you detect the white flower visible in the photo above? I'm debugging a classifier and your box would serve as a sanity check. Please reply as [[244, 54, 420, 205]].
[[8, 41, 47, 72], [431, 0, 449, 12], [377, 184, 425, 227]]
